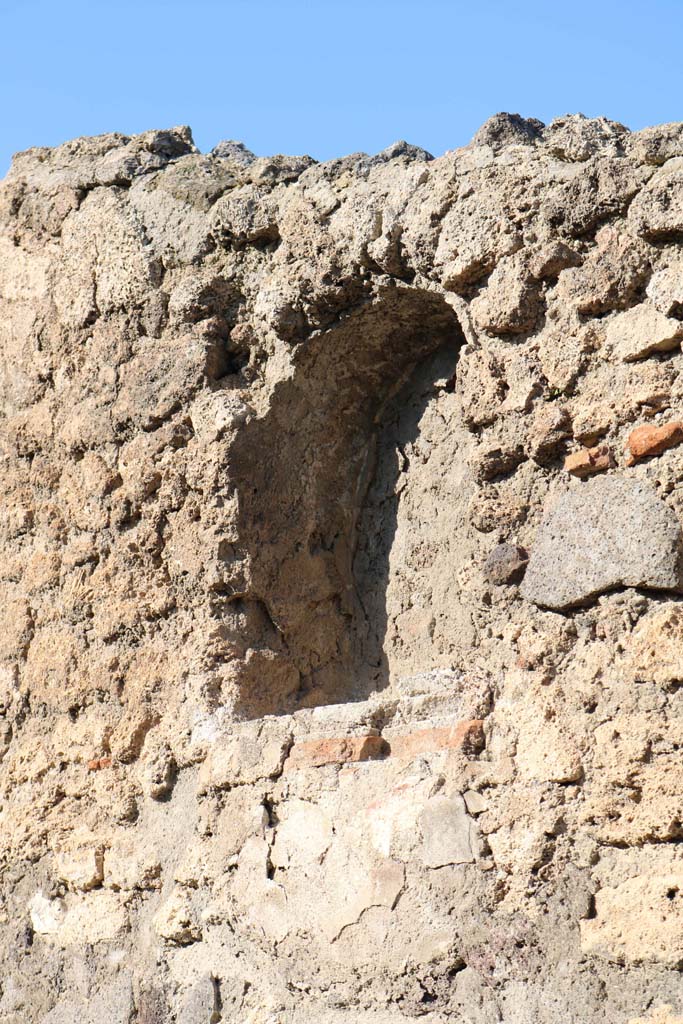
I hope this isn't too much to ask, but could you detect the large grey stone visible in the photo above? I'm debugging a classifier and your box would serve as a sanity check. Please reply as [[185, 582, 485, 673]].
[[522, 477, 682, 610]]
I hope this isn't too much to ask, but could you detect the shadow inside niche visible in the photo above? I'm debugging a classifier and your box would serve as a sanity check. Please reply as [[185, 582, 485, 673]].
[[225, 284, 465, 717], [350, 344, 460, 699]]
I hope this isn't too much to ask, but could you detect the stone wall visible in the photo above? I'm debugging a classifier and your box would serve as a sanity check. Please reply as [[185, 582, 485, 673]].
[[1, 113, 683, 1022]]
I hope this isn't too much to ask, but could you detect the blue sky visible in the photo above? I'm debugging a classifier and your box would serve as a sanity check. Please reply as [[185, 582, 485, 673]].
[[2, 0, 683, 175]]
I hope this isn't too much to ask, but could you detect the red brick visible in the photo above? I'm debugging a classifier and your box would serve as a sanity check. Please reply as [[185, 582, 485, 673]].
[[285, 720, 486, 771], [627, 421, 683, 463], [388, 720, 485, 759], [564, 445, 612, 478], [285, 735, 388, 770]]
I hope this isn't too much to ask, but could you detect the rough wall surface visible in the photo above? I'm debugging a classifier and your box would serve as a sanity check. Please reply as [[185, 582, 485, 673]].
[[1, 113, 683, 1022]]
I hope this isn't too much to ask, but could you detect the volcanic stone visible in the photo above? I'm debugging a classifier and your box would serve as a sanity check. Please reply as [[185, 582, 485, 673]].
[[522, 477, 682, 609], [484, 543, 529, 585]]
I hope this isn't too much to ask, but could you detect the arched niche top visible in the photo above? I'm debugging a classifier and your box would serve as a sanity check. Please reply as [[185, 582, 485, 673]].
[[225, 284, 467, 717]]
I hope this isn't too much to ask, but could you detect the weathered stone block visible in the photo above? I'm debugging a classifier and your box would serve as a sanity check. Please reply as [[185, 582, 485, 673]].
[[606, 302, 683, 362], [522, 477, 682, 609], [581, 874, 683, 966], [198, 719, 292, 791], [51, 828, 105, 892], [419, 794, 476, 867]]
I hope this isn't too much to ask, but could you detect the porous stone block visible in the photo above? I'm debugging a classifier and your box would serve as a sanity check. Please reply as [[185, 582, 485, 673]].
[[581, 874, 683, 966], [606, 302, 683, 362]]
